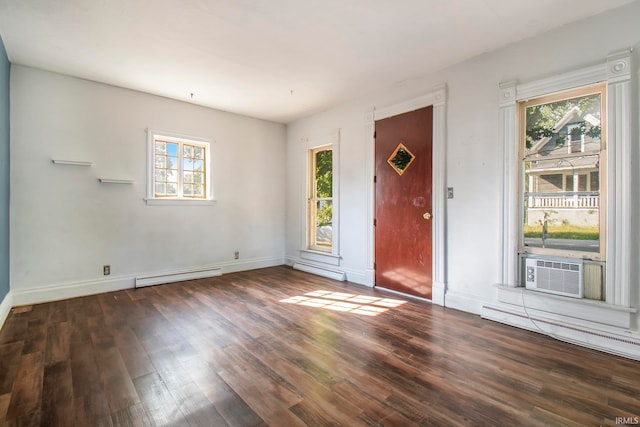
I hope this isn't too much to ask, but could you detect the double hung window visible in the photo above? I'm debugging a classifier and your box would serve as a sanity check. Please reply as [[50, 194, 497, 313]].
[[308, 145, 333, 252], [519, 83, 606, 260]]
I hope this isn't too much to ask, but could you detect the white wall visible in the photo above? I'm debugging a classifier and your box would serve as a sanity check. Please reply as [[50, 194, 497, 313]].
[[10, 66, 286, 302], [285, 1, 640, 351]]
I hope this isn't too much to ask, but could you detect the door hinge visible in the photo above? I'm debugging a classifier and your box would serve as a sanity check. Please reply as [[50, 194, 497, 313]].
[[374, 131, 376, 138], [373, 175, 377, 183], [373, 262, 376, 270], [373, 219, 376, 226]]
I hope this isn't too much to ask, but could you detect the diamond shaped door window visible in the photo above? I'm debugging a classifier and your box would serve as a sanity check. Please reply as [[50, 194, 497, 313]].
[[387, 143, 415, 175]]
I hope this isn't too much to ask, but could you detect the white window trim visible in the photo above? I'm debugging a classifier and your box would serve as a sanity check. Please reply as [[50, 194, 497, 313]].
[[299, 130, 340, 264], [498, 49, 632, 309], [145, 129, 215, 205]]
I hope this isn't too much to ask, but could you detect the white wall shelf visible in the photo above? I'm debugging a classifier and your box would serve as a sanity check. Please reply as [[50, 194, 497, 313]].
[[98, 178, 134, 184], [51, 159, 93, 166]]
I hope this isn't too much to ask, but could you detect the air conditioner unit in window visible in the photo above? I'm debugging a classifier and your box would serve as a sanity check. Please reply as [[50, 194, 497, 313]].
[[524, 256, 584, 298]]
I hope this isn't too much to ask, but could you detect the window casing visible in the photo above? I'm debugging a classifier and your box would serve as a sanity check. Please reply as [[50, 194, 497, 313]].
[[518, 83, 606, 261], [308, 145, 333, 252], [146, 130, 213, 204], [498, 49, 632, 311]]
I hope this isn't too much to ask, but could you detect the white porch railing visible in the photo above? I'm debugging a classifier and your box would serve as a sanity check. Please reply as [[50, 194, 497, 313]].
[[527, 192, 599, 208]]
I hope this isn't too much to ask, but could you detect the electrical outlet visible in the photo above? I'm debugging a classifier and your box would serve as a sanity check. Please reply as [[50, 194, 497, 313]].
[[447, 187, 454, 199], [103, 265, 111, 275], [234, 251, 239, 259]]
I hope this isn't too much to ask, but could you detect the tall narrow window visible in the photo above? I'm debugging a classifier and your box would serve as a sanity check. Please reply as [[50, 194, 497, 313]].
[[147, 130, 213, 203], [519, 83, 606, 259], [308, 145, 333, 252]]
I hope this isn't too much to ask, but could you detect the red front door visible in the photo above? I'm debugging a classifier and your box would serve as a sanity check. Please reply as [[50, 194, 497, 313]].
[[375, 106, 433, 299]]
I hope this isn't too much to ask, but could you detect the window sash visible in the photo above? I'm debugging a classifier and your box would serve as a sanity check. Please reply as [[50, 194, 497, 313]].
[[308, 145, 333, 252], [147, 129, 213, 203], [518, 83, 606, 260], [153, 137, 208, 200]]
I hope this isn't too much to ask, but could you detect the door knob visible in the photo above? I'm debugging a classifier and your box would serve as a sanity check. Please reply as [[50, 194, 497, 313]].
[[423, 212, 431, 220]]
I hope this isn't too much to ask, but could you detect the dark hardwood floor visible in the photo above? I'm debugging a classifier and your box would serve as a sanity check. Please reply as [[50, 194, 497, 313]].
[[0, 266, 638, 426]]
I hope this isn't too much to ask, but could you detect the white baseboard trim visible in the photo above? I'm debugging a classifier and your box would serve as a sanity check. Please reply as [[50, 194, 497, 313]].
[[12, 276, 133, 306], [0, 291, 13, 330], [287, 256, 371, 286], [494, 284, 634, 329], [11, 257, 285, 306], [220, 256, 285, 274], [482, 303, 640, 361], [293, 261, 346, 281], [432, 280, 446, 307], [445, 290, 488, 315], [343, 267, 374, 287]]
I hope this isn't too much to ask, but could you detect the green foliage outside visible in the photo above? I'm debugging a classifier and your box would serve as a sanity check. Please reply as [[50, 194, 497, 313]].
[[315, 149, 333, 227], [523, 224, 599, 240], [525, 93, 601, 149]]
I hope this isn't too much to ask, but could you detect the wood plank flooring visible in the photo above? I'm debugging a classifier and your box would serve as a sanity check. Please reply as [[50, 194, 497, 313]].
[[0, 265, 638, 426]]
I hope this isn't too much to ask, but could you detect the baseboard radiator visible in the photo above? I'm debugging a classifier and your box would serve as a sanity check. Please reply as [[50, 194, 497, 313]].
[[293, 261, 346, 281], [135, 266, 222, 288]]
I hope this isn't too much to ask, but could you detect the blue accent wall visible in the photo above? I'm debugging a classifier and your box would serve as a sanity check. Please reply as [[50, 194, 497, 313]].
[[0, 35, 9, 304]]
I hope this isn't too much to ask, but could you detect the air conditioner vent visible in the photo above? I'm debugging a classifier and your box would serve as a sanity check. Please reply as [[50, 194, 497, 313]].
[[525, 256, 583, 298]]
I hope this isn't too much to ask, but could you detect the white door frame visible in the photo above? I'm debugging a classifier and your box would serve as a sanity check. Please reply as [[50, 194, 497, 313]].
[[365, 84, 447, 305]]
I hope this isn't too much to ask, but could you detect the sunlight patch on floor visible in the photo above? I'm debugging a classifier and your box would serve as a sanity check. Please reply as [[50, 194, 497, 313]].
[[280, 290, 407, 316]]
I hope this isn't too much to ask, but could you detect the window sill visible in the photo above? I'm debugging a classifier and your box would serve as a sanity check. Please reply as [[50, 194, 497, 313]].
[[494, 284, 635, 329], [300, 249, 341, 266], [144, 198, 217, 206]]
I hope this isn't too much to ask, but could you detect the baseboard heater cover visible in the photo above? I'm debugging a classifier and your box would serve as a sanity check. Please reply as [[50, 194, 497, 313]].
[[135, 266, 222, 288], [293, 262, 346, 281]]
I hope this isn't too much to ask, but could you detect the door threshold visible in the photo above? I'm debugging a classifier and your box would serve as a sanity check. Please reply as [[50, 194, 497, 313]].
[[373, 285, 432, 303]]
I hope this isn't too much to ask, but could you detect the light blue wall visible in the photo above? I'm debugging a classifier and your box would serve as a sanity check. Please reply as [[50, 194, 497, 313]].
[[0, 35, 9, 304]]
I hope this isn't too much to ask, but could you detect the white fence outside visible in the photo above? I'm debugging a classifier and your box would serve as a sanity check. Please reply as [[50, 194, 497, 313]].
[[528, 194, 599, 209]]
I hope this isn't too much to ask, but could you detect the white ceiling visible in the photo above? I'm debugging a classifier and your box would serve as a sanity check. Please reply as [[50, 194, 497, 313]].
[[0, 0, 635, 123]]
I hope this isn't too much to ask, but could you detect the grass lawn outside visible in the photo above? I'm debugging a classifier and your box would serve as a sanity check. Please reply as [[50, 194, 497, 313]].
[[523, 224, 599, 240]]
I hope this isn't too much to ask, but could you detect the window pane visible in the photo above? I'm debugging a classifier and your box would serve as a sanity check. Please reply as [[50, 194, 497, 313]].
[[166, 183, 177, 195], [155, 183, 165, 195], [167, 156, 177, 170], [155, 141, 166, 154], [193, 159, 204, 171], [184, 145, 194, 158], [523, 90, 602, 255], [315, 149, 332, 198], [183, 172, 193, 184], [166, 143, 178, 156], [578, 174, 587, 192], [155, 169, 166, 181], [590, 171, 599, 191], [193, 185, 203, 196], [524, 154, 600, 253], [564, 175, 573, 192], [192, 172, 203, 184], [166, 170, 177, 183], [183, 184, 193, 196], [155, 155, 166, 168], [193, 146, 204, 159], [524, 93, 601, 154], [315, 199, 333, 249], [183, 158, 194, 170]]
